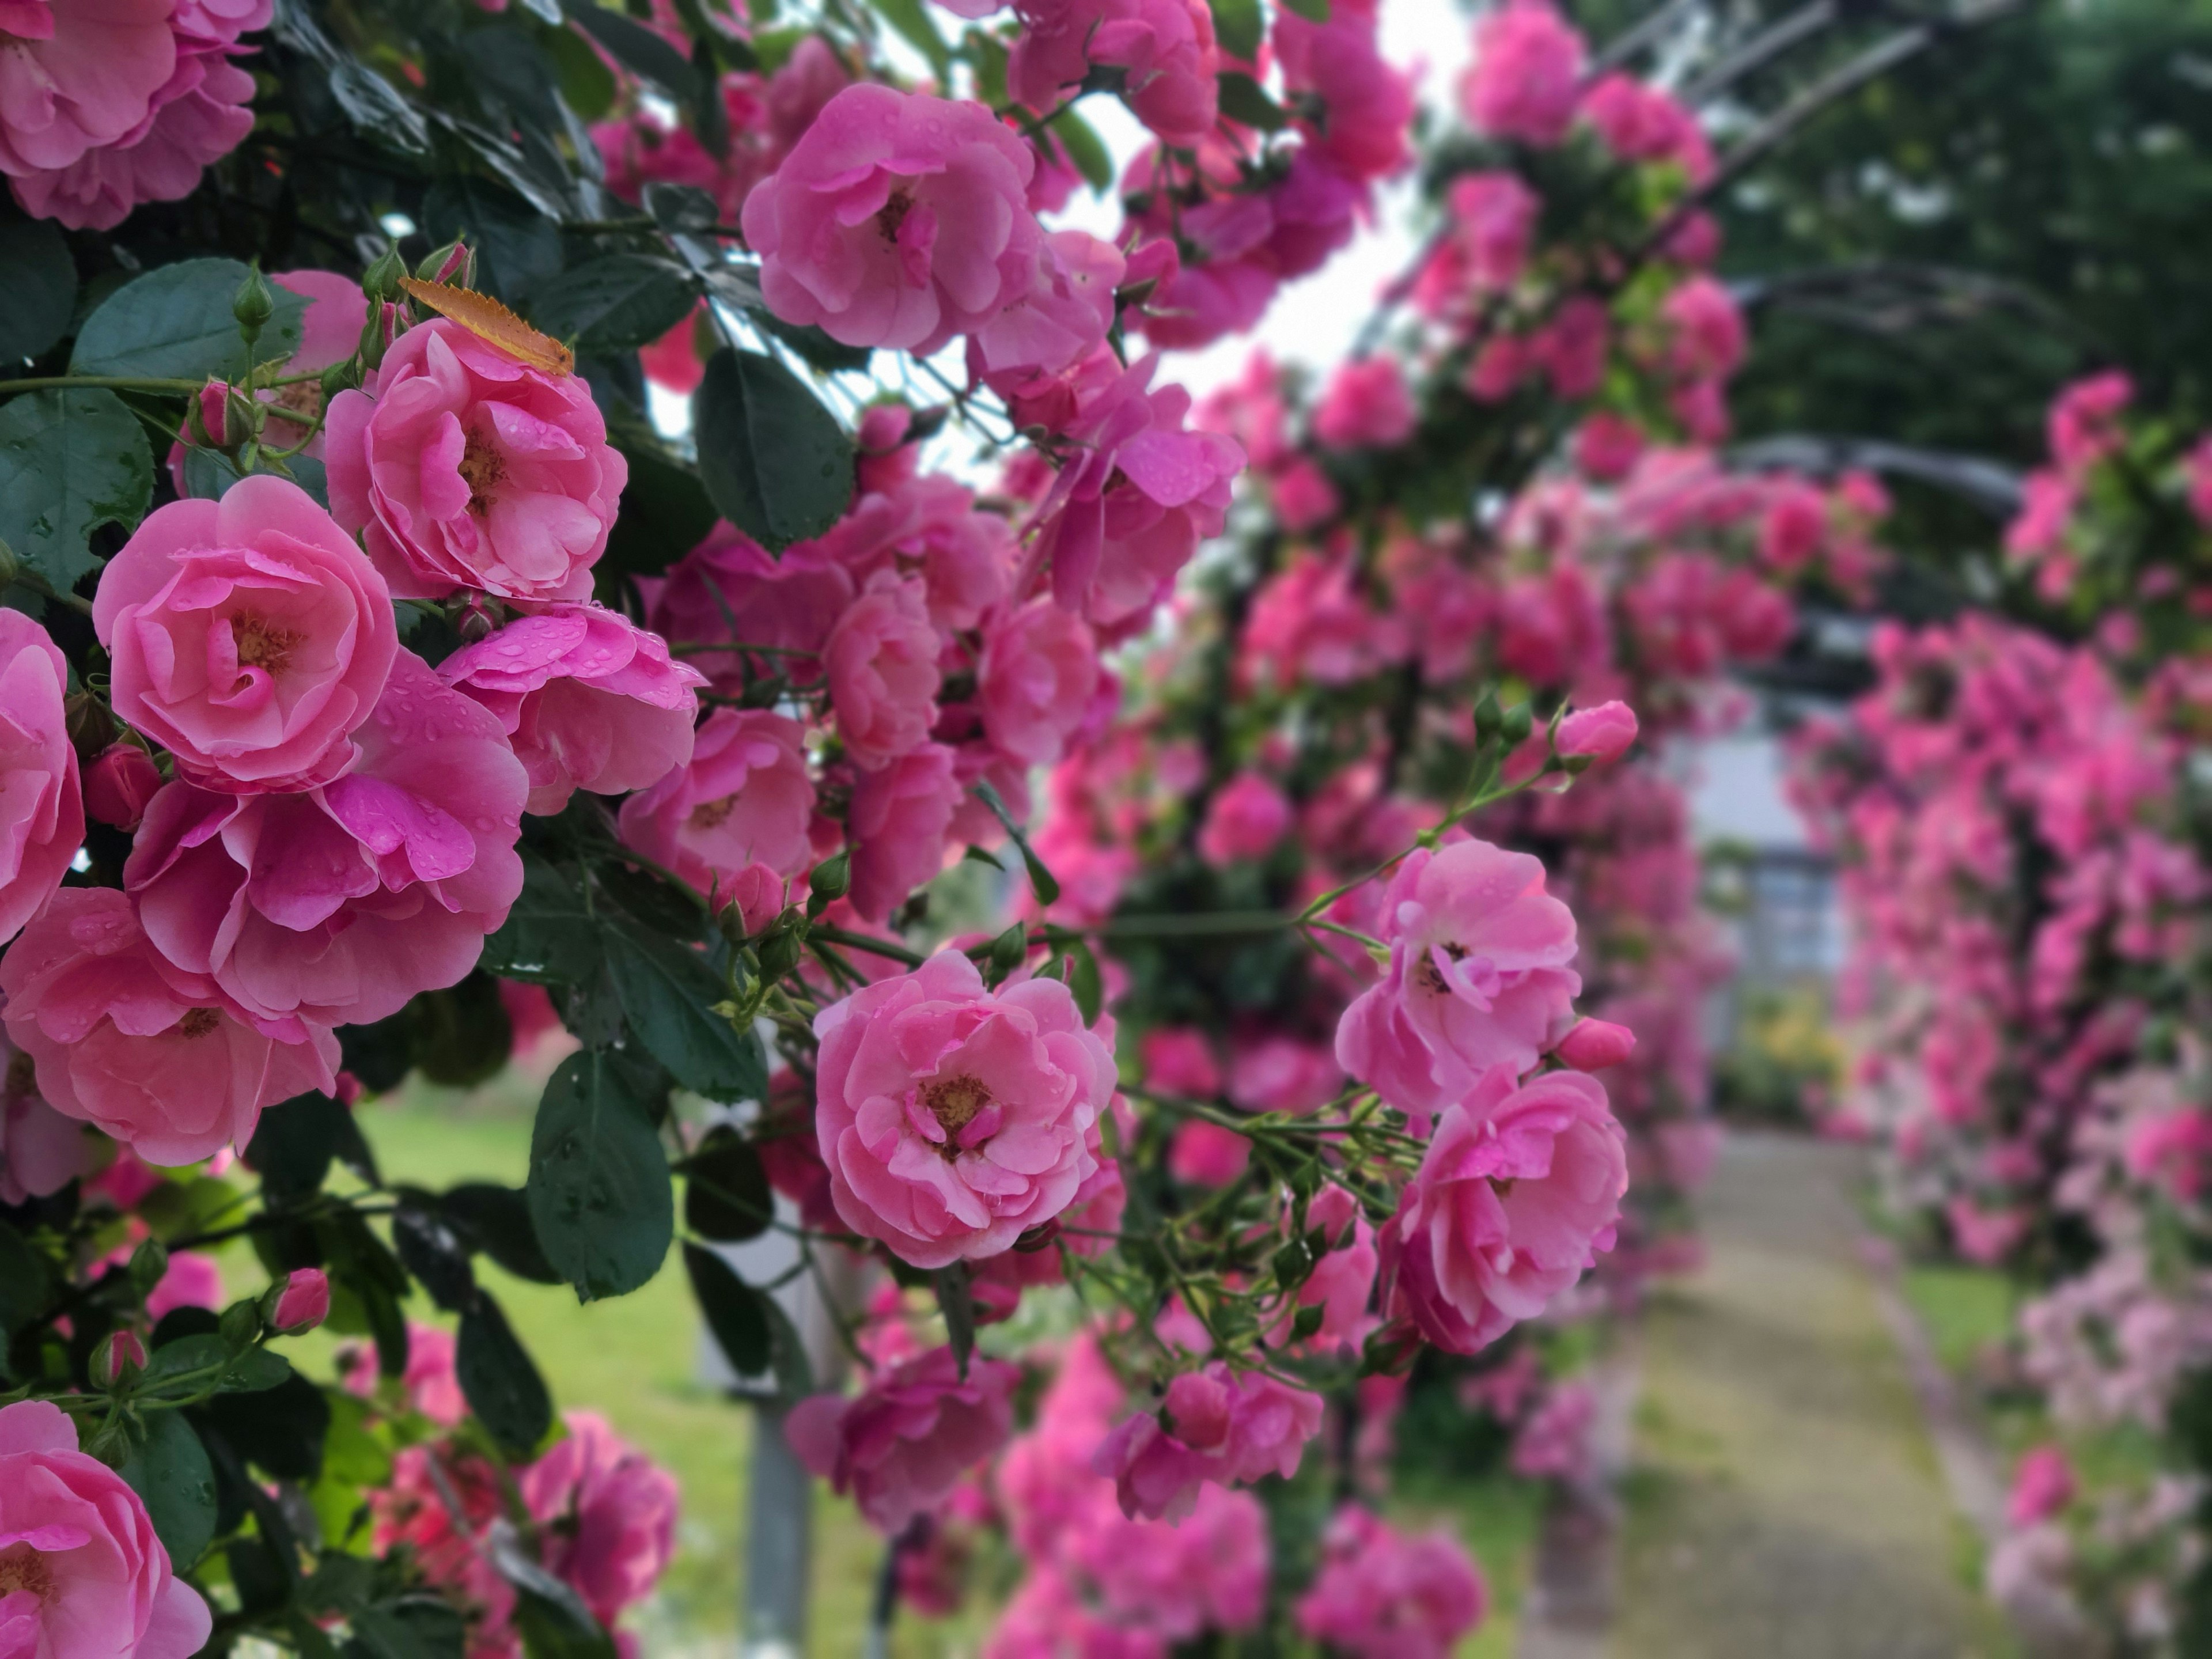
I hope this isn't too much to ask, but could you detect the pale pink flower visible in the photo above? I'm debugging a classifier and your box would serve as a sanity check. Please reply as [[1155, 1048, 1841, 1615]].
[[0, 1399, 211, 1659], [980, 599, 1099, 767], [816, 475, 1015, 632], [519, 1413, 680, 1633], [0, 3, 177, 180], [440, 604, 704, 815], [976, 228, 1125, 382], [95, 475, 399, 792], [0, 607, 82, 944], [787, 1345, 1020, 1531], [1555, 699, 1638, 763], [987, 1568, 1168, 1659], [1226, 1035, 1342, 1115], [812, 950, 1116, 1267], [1335, 838, 1582, 1120], [123, 653, 528, 1030], [1093, 1363, 1324, 1520], [0, 888, 337, 1166], [743, 85, 1044, 355], [0, 1033, 88, 1205], [1313, 357, 1416, 451], [1379, 1069, 1627, 1353], [847, 741, 963, 923], [1509, 1380, 1595, 1480], [1196, 771, 1292, 866], [1295, 1504, 1486, 1659], [1460, 1, 1585, 145], [325, 318, 629, 604], [826, 575, 942, 771], [616, 707, 813, 894]]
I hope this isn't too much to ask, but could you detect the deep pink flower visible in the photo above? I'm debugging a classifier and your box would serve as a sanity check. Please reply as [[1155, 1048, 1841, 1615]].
[[1196, 771, 1291, 866], [846, 741, 963, 923], [82, 744, 160, 832], [1295, 1504, 1486, 1659], [1141, 1027, 1221, 1099], [645, 523, 853, 692], [440, 604, 704, 814], [1169, 1120, 1250, 1185], [1009, 0, 1219, 148], [1093, 1363, 1324, 1520], [1275, 4, 1415, 183], [1226, 1035, 1343, 1115], [1313, 358, 1415, 451], [815, 475, 1015, 632], [787, 1345, 1020, 1531], [272, 1266, 329, 1333], [0, 4, 178, 181], [1447, 172, 1537, 293], [2006, 1445, 2075, 1528], [0, 1400, 212, 1659], [342, 1321, 466, 1426], [94, 475, 398, 793], [812, 950, 1116, 1267], [0, 607, 82, 945], [1283, 1184, 1378, 1350], [980, 599, 1099, 767], [123, 652, 528, 1031], [1335, 838, 1582, 1120], [1572, 412, 1645, 480], [0, 1035, 88, 1205], [144, 1249, 222, 1321], [1460, 1, 1585, 145], [618, 707, 814, 896], [326, 318, 628, 604], [166, 272, 368, 486], [1662, 275, 1746, 381], [825, 575, 943, 770], [0, 888, 338, 1166], [743, 85, 1046, 356], [1555, 1017, 1635, 1071], [987, 1568, 1169, 1659], [1379, 1069, 1627, 1353], [1555, 699, 1638, 763], [1578, 74, 1711, 181], [518, 1413, 679, 1633]]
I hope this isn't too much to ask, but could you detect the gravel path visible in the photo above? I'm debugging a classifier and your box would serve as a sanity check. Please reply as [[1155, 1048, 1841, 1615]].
[[1607, 1132, 2009, 1659]]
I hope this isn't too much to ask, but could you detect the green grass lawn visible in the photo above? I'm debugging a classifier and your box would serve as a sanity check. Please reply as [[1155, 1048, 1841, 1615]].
[[263, 1076, 1537, 1656]]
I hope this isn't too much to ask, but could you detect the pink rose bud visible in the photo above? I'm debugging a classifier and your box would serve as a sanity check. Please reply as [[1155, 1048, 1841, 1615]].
[[1556, 1018, 1636, 1071], [1555, 700, 1638, 764], [193, 381, 234, 447], [93, 1328, 146, 1388], [82, 743, 161, 831], [334, 1070, 363, 1107], [272, 1267, 330, 1334], [857, 403, 912, 454]]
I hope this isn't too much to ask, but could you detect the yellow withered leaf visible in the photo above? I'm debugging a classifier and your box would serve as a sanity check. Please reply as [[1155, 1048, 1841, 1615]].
[[397, 278, 574, 376]]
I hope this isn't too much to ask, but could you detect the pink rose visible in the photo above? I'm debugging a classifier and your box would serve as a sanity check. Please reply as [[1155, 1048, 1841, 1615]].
[[0, 4, 178, 179], [1296, 1505, 1486, 1659], [1009, 0, 1219, 148], [786, 1345, 1020, 1531], [145, 1249, 223, 1321], [518, 1412, 679, 1631], [980, 599, 1098, 767], [1555, 699, 1638, 763], [325, 317, 628, 604], [1378, 1069, 1627, 1353], [1282, 1184, 1378, 1351], [0, 1036, 89, 1205], [1169, 1121, 1250, 1185], [1093, 1363, 1325, 1520], [0, 608, 82, 944], [271, 1265, 329, 1333], [825, 575, 942, 770], [815, 475, 1014, 632], [742, 84, 1045, 355], [616, 707, 815, 892], [1448, 172, 1537, 292], [343, 1321, 465, 1426], [2006, 1445, 2075, 1529], [1571, 412, 1645, 481], [1460, 1, 1585, 144], [440, 604, 704, 815], [1555, 1017, 1635, 1071], [1661, 275, 1746, 381], [1334, 838, 1581, 1121], [0, 888, 338, 1166], [812, 950, 1116, 1267], [1141, 1027, 1221, 1099], [645, 524, 853, 692], [94, 475, 399, 792], [847, 741, 962, 923], [1226, 1035, 1342, 1115], [1312, 357, 1415, 452], [123, 652, 528, 1030], [1196, 771, 1292, 866], [82, 744, 161, 832], [0, 1399, 212, 1659]]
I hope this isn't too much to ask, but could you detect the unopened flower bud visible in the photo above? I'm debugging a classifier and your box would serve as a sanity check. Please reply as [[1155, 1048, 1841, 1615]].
[[1555, 700, 1638, 766], [987, 921, 1028, 982], [361, 245, 407, 304], [416, 238, 471, 286], [127, 1237, 169, 1295], [84, 743, 161, 831], [93, 1328, 147, 1389], [1556, 1018, 1636, 1072], [1501, 703, 1532, 745], [755, 911, 805, 982], [218, 1299, 263, 1349], [1474, 690, 1503, 744], [455, 595, 500, 643], [807, 850, 850, 907], [267, 1267, 330, 1335], [65, 691, 118, 760], [190, 381, 235, 448], [232, 266, 275, 336]]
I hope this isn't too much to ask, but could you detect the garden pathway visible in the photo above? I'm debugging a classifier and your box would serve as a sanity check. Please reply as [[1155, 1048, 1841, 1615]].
[[1604, 1132, 2009, 1658]]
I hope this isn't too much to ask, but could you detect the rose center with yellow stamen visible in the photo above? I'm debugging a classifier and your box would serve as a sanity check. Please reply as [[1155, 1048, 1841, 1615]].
[[690, 795, 739, 831], [232, 613, 301, 675], [923, 1076, 991, 1151], [0, 1543, 53, 1600], [179, 1007, 222, 1039], [459, 429, 506, 515], [270, 380, 324, 420]]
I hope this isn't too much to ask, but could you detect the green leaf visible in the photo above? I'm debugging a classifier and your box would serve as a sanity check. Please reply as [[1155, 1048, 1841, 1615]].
[[119, 1412, 217, 1570], [870, 0, 952, 78], [933, 1262, 976, 1380], [751, 312, 873, 373], [544, 24, 619, 120], [488, 1527, 617, 1659], [422, 177, 563, 304], [691, 345, 854, 551], [1207, 0, 1263, 63], [457, 1292, 554, 1454], [481, 850, 604, 984], [350, 1600, 469, 1659], [442, 1184, 565, 1285], [244, 1092, 350, 1205], [1069, 937, 1104, 1027], [72, 257, 308, 382], [600, 430, 719, 583], [1217, 71, 1289, 132], [1278, 0, 1328, 20], [408, 972, 516, 1088], [1047, 106, 1115, 193], [138, 1335, 293, 1399], [0, 217, 76, 363], [0, 388, 151, 591], [196, 1368, 331, 1483], [971, 780, 1061, 905], [527, 1048, 674, 1300], [564, 1, 700, 101], [643, 183, 721, 236], [684, 1127, 771, 1242], [531, 255, 699, 354], [0, 1217, 51, 1337], [604, 918, 766, 1101], [683, 1243, 771, 1375]]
